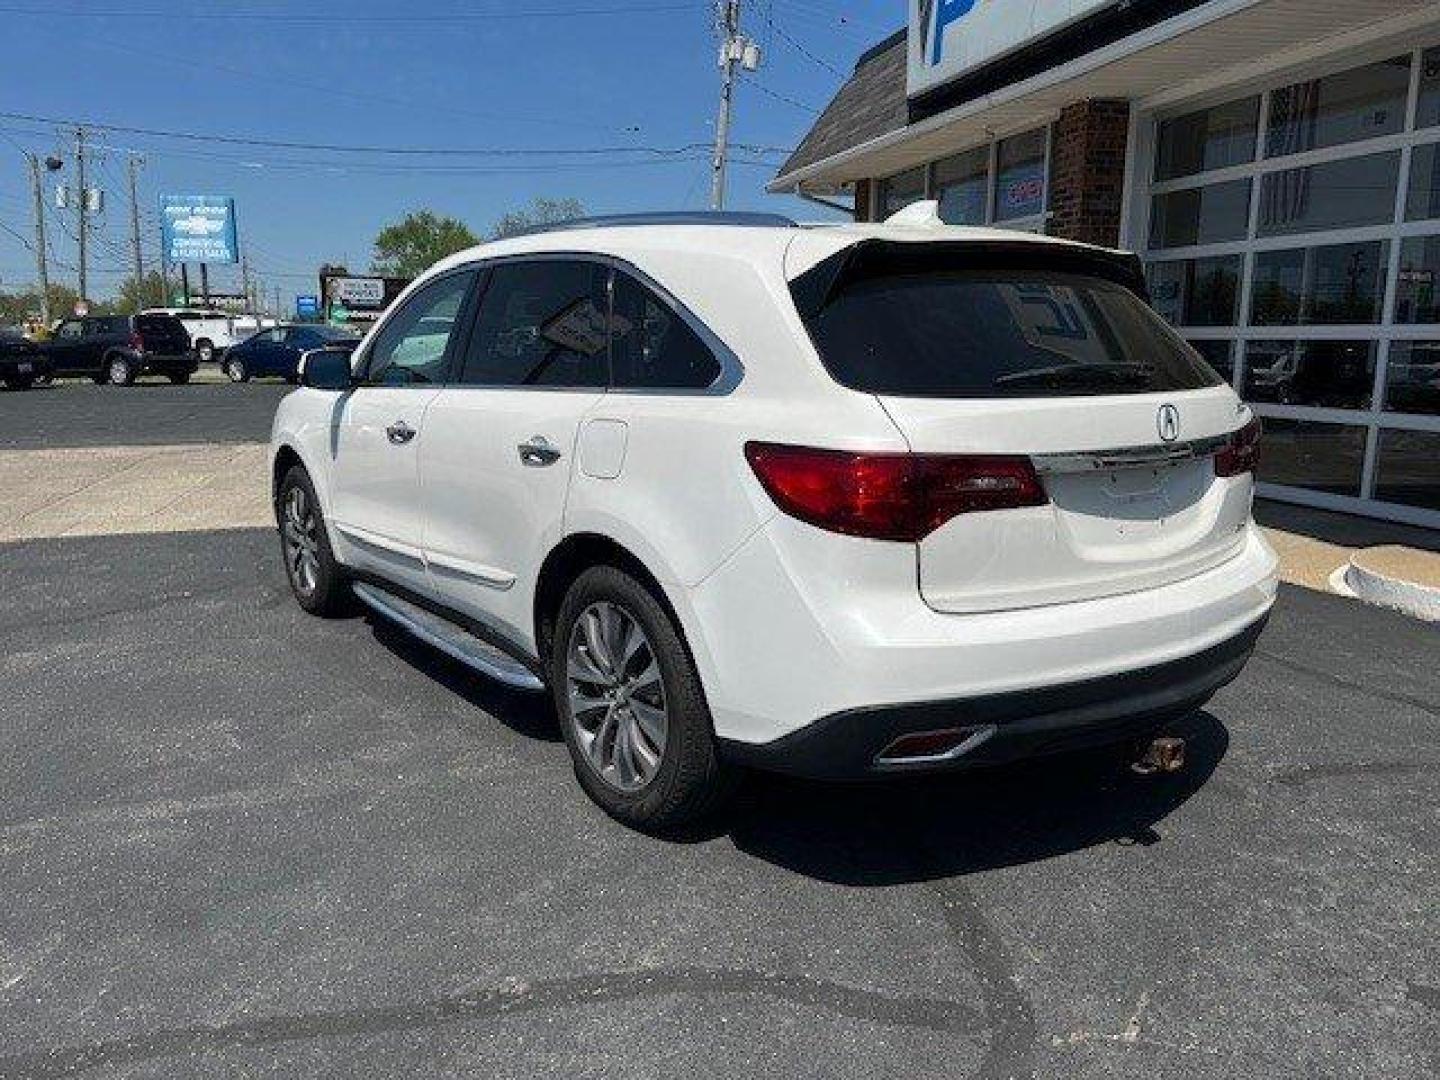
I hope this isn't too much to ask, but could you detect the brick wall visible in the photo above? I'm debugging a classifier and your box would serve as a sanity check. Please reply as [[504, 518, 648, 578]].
[[1047, 99, 1131, 247], [853, 179, 873, 223]]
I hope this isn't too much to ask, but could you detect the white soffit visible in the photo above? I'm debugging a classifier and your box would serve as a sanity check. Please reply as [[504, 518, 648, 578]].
[[778, 0, 1437, 192]]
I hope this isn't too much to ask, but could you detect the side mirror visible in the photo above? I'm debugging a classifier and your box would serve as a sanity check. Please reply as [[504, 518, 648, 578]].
[[299, 346, 356, 390]]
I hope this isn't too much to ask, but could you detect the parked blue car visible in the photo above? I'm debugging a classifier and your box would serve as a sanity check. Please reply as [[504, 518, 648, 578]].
[[222, 324, 361, 383]]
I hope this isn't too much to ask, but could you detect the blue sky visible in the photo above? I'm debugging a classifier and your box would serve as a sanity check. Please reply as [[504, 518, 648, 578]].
[[0, 1, 899, 308]]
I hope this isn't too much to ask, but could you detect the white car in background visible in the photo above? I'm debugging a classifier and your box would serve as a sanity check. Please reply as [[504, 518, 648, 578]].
[[269, 210, 1278, 831], [141, 308, 238, 363]]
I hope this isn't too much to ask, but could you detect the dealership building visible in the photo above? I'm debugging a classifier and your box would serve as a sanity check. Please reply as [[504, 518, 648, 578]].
[[771, 0, 1440, 527]]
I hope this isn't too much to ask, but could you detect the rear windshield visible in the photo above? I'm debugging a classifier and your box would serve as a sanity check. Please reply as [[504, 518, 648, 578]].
[[791, 254, 1222, 398]]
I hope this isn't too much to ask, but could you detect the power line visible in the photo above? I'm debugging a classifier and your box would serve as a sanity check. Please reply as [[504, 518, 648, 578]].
[[759, 7, 847, 78], [741, 76, 820, 113], [0, 3, 706, 23], [0, 111, 791, 159]]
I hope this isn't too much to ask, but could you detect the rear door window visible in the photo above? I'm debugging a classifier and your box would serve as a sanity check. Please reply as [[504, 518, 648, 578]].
[[791, 249, 1222, 398], [88, 317, 130, 336], [458, 260, 610, 388], [610, 271, 721, 390]]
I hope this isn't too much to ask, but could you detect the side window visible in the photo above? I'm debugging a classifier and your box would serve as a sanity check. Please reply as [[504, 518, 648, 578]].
[[610, 271, 722, 390], [458, 260, 609, 387], [362, 270, 475, 386], [57, 320, 84, 340], [261, 329, 285, 344]]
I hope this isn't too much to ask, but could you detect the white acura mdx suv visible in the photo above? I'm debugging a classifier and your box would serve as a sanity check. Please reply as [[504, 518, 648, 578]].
[[271, 210, 1278, 830]]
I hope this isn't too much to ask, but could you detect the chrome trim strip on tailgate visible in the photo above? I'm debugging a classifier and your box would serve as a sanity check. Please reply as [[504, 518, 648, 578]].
[[1032, 435, 1228, 475]]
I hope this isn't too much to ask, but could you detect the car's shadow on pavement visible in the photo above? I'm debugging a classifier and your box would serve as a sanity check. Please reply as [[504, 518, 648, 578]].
[[722, 711, 1229, 884], [364, 614, 562, 744], [362, 609, 1226, 882]]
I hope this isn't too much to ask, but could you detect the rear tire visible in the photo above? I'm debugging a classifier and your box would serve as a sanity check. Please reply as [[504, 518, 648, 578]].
[[551, 565, 730, 832], [3, 375, 34, 390], [105, 355, 135, 386], [276, 464, 351, 616], [168, 371, 191, 385]]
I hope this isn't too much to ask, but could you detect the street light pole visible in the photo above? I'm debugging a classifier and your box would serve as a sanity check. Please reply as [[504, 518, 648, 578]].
[[710, 1, 739, 210], [75, 127, 88, 304], [709, 1, 759, 211], [127, 155, 144, 311], [26, 153, 51, 326]]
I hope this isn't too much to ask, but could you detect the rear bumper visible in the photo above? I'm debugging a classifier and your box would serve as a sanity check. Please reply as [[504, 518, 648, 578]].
[[719, 616, 1265, 778], [0, 354, 49, 377], [136, 351, 198, 374]]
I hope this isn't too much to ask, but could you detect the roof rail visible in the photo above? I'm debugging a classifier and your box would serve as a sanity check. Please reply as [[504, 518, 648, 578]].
[[507, 211, 798, 238]]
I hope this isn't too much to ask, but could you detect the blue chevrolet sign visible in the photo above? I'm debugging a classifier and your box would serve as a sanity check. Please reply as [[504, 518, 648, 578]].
[[159, 194, 239, 265]]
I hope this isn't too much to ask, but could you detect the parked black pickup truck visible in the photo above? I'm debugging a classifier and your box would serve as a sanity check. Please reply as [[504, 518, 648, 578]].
[[0, 314, 195, 389], [0, 326, 50, 389]]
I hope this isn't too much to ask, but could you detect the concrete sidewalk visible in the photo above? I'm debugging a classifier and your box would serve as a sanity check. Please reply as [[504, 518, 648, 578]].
[[1256, 501, 1440, 622], [0, 442, 271, 542]]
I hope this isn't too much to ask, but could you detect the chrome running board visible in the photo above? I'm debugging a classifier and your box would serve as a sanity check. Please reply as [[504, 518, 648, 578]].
[[352, 581, 545, 692]]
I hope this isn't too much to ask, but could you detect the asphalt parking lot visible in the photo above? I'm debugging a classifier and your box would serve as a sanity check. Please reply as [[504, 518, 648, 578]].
[[0, 384, 1436, 1078]]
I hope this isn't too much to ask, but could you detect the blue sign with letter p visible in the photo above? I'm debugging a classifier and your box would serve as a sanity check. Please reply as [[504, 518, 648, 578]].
[[929, 0, 978, 66]]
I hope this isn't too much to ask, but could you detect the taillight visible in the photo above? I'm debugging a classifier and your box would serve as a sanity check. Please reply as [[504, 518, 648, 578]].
[[1215, 417, 1262, 477], [128, 331, 144, 351], [744, 442, 1047, 542]]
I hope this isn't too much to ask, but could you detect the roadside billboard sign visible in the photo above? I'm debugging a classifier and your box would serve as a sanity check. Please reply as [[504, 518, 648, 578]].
[[296, 295, 320, 319], [159, 194, 239, 264], [319, 272, 410, 327]]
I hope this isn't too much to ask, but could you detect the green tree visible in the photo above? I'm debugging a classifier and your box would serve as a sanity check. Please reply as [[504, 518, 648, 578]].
[[488, 197, 585, 240], [371, 211, 479, 278], [0, 283, 82, 328], [116, 270, 169, 313]]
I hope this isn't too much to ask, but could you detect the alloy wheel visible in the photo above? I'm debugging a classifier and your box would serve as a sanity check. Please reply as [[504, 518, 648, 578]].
[[108, 359, 129, 385], [282, 485, 321, 597], [565, 601, 668, 792]]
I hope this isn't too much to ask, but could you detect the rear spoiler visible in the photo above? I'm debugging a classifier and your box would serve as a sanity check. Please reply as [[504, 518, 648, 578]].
[[789, 239, 1149, 321]]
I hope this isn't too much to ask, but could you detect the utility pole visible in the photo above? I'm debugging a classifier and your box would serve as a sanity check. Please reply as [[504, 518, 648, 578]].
[[75, 127, 88, 304], [26, 154, 51, 326], [126, 155, 144, 311], [710, 1, 759, 210]]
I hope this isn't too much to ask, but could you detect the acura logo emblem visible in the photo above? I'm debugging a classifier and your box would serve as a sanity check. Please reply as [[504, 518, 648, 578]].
[[1157, 404, 1181, 443]]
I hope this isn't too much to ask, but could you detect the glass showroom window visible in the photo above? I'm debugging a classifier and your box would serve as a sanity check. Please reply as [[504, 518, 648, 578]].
[[876, 166, 926, 219], [1138, 44, 1440, 526], [993, 129, 1048, 224], [930, 127, 1051, 229], [934, 146, 989, 225]]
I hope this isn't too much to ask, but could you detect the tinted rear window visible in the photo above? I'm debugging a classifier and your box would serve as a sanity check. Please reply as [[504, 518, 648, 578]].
[[792, 252, 1222, 398]]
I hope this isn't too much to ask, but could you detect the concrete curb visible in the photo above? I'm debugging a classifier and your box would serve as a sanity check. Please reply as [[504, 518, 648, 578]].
[[1339, 550, 1440, 623]]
